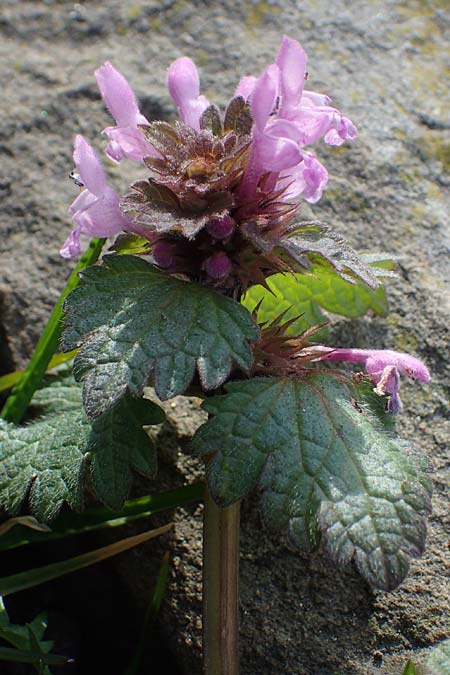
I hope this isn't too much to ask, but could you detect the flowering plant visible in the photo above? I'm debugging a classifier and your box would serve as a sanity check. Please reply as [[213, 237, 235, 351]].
[[0, 36, 432, 672]]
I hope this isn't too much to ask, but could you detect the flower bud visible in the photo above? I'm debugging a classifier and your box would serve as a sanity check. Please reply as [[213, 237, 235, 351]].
[[152, 241, 177, 269], [206, 215, 235, 240], [204, 251, 232, 280]]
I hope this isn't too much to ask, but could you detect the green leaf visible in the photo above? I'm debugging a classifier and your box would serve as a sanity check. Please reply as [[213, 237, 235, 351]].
[[402, 660, 417, 675], [63, 255, 258, 418], [0, 524, 172, 596], [110, 233, 152, 255], [0, 483, 203, 552], [89, 395, 163, 509], [0, 408, 88, 522], [0, 378, 165, 520], [242, 263, 387, 334], [0, 645, 69, 668], [276, 221, 379, 288], [125, 551, 170, 675], [193, 374, 431, 590], [1, 238, 104, 424], [0, 598, 66, 674], [427, 639, 450, 675]]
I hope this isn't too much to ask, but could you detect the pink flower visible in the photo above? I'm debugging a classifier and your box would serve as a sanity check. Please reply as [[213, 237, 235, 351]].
[[95, 62, 156, 163], [275, 36, 357, 148], [167, 57, 210, 131], [236, 36, 356, 204], [60, 135, 131, 258], [315, 347, 430, 414], [239, 64, 302, 202], [276, 150, 329, 203]]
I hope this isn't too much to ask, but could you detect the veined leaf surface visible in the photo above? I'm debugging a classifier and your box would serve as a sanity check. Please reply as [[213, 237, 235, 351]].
[[63, 255, 258, 418], [193, 374, 431, 590]]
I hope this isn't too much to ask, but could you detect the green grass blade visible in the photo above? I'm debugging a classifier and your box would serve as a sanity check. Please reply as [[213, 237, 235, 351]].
[[0, 523, 172, 596], [0, 350, 78, 395], [125, 552, 170, 675], [0, 482, 203, 552], [0, 645, 71, 666], [402, 660, 417, 675], [0, 238, 104, 424]]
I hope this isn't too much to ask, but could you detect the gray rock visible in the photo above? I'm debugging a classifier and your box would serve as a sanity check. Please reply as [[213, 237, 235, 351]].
[[0, 1, 448, 674]]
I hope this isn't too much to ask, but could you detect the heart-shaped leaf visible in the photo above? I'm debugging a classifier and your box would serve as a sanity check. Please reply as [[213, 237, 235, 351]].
[[63, 255, 258, 418], [193, 374, 431, 590]]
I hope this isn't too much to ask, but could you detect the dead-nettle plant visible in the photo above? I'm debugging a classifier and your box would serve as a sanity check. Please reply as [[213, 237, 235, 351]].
[[1, 36, 432, 672]]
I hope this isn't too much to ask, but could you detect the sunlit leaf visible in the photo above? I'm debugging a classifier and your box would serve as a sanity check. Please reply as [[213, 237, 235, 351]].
[[243, 262, 387, 335], [63, 255, 258, 417], [193, 374, 431, 590], [0, 378, 165, 519]]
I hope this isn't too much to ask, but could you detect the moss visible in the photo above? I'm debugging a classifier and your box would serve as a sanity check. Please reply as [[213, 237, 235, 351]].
[[127, 5, 141, 20], [419, 134, 450, 172], [148, 17, 162, 32], [245, 2, 280, 28], [394, 332, 419, 353]]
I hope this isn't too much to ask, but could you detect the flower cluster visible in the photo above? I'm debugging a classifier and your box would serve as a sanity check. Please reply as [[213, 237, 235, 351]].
[[61, 36, 356, 278], [61, 36, 430, 414]]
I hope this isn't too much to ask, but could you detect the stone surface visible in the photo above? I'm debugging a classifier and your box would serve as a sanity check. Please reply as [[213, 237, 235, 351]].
[[0, 1, 449, 674]]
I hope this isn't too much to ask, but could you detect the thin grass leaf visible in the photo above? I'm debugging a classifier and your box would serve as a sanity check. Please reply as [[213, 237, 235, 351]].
[[0, 523, 172, 596], [402, 660, 417, 675], [0, 483, 203, 552], [1, 239, 104, 424], [125, 551, 171, 675], [0, 350, 78, 395], [0, 645, 71, 666]]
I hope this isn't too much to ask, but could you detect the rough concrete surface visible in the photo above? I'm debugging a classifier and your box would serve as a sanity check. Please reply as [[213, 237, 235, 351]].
[[0, 1, 449, 674]]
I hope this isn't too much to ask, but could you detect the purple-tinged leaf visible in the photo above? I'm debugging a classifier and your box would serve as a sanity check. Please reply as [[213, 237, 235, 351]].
[[193, 374, 431, 590], [223, 96, 253, 135]]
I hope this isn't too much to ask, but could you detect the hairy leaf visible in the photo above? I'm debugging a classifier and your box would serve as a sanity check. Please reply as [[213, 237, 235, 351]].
[[200, 104, 223, 136], [121, 179, 215, 239], [0, 379, 164, 520], [426, 639, 450, 675], [89, 395, 163, 509], [242, 263, 387, 334], [193, 375, 431, 590], [276, 222, 379, 289], [63, 255, 258, 417], [223, 96, 253, 135]]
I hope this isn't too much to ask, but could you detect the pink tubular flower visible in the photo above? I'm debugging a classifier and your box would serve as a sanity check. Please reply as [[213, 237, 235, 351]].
[[315, 347, 431, 414], [275, 36, 357, 148], [95, 62, 156, 163], [239, 64, 302, 202], [167, 57, 209, 131], [237, 36, 356, 204], [60, 135, 131, 258]]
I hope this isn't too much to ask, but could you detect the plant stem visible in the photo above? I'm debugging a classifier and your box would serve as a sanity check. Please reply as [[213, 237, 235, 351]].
[[0, 238, 104, 424], [203, 488, 240, 675]]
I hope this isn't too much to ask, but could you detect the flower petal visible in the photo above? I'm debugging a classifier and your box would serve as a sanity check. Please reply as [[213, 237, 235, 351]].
[[60, 227, 81, 259], [251, 64, 280, 131], [276, 36, 307, 110], [103, 126, 157, 163], [167, 57, 200, 108], [300, 151, 328, 203], [73, 135, 107, 197], [235, 75, 257, 101], [95, 62, 144, 127]]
